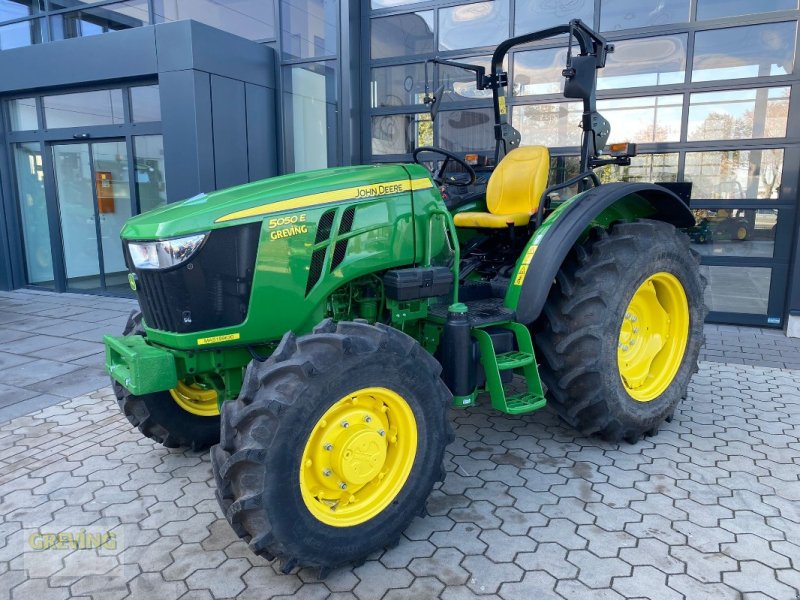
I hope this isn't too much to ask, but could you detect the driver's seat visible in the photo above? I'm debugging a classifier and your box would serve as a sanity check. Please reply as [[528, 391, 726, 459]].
[[453, 146, 550, 228]]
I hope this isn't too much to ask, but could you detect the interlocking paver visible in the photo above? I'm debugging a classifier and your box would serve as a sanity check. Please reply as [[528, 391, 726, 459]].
[[3, 290, 800, 598]]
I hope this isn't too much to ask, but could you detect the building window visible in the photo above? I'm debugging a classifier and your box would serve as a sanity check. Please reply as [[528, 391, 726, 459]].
[[515, 0, 593, 35], [285, 61, 338, 171], [439, 107, 495, 152], [513, 47, 568, 96], [692, 21, 797, 82], [597, 34, 687, 90], [371, 11, 434, 59], [371, 112, 432, 155], [134, 135, 167, 213], [43, 89, 125, 128], [153, 0, 276, 41], [513, 102, 582, 147], [691, 209, 777, 258], [0, 17, 42, 49], [597, 153, 679, 184], [700, 265, 771, 314], [684, 149, 784, 200], [439, 56, 497, 102], [13, 141, 52, 285], [370, 63, 427, 108], [49, 0, 151, 41], [597, 95, 683, 144], [8, 97, 38, 130], [687, 87, 790, 141], [280, 0, 336, 59], [696, 0, 798, 21], [131, 85, 161, 123], [438, 0, 509, 51], [600, 0, 690, 32]]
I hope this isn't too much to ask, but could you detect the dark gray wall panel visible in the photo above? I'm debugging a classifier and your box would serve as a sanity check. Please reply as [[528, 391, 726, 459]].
[[0, 27, 157, 94], [246, 83, 277, 181], [211, 75, 249, 190], [160, 70, 215, 201], [156, 21, 276, 89]]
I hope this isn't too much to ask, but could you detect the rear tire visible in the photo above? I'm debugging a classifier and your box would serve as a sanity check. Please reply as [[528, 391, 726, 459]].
[[536, 219, 706, 443], [211, 320, 452, 572], [112, 311, 221, 450]]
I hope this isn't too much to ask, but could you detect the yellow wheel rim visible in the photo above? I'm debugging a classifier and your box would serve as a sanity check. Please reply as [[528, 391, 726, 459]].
[[299, 387, 417, 527], [617, 272, 690, 402], [736, 226, 747, 240], [169, 381, 220, 417]]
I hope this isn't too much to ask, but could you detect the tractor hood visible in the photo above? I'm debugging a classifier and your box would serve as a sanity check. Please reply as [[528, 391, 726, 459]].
[[121, 164, 416, 240]]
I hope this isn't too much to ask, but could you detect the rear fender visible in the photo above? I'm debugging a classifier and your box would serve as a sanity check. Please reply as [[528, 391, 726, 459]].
[[505, 182, 694, 324]]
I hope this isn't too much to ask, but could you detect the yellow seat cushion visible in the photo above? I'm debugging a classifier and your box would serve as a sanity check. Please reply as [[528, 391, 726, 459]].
[[453, 212, 531, 228], [454, 146, 550, 229]]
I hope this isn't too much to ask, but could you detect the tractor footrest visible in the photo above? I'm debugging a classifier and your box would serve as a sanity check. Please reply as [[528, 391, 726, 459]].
[[496, 351, 535, 370], [504, 392, 547, 415]]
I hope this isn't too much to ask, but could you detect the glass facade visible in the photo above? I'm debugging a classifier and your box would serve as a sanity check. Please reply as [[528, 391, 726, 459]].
[[367, 0, 800, 325], [0, 0, 277, 48]]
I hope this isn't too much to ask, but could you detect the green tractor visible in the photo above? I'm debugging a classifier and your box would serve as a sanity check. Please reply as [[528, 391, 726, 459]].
[[105, 20, 705, 574]]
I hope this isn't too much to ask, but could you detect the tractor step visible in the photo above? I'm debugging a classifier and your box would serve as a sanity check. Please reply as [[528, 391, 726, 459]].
[[505, 392, 548, 415], [472, 322, 546, 415], [495, 350, 535, 370]]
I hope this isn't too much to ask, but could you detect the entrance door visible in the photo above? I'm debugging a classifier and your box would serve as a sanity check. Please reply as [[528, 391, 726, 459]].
[[51, 140, 131, 293]]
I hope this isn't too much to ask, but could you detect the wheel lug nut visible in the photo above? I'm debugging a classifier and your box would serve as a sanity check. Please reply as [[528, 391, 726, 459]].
[[630, 340, 635, 346], [339, 482, 347, 490], [323, 443, 333, 451], [341, 421, 349, 428], [378, 429, 385, 437], [633, 327, 639, 333], [364, 415, 372, 423], [625, 312, 632, 319], [323, 469, 332, 477], [631, 316, 637, 322], [622, 345, 629, 351]]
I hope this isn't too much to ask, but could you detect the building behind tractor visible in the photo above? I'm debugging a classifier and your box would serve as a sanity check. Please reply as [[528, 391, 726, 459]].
[[105, 19, 705, 574]]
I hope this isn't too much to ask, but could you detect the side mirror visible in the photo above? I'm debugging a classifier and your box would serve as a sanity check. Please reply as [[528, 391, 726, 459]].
[[426, 84, 445, 121], [563, 55, 597, 100]]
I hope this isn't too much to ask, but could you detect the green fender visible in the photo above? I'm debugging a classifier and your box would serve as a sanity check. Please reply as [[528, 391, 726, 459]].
[[505, 182, 695, 324]]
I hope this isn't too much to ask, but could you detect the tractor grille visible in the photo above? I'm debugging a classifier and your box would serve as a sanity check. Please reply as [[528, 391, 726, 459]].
[[129, 223, 261, 334]]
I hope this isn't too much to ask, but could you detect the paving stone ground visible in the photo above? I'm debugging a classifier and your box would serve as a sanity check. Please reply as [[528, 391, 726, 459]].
[[1, 290, 800, 599]]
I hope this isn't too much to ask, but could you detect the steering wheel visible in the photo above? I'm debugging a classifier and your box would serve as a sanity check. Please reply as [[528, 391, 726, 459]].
[[413, 146, 477, 186]]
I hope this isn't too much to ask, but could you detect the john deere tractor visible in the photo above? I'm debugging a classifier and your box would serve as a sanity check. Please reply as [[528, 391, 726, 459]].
[[105, 20, 705, 574]]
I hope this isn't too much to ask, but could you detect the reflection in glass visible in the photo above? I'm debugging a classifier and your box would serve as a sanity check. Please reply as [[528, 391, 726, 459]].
[[153, 0, 276, 41], [696, 0, 797, 21], [684, 150, 784, 200], [131, 85, 161, 122], [513, 47, 567, 96], [44, 89, 124, 128], [370, 63, 426, 108], [600, 0, 689, 31], [0, 0, 41, 22], [439, 108, 495, 152], [692, 22, 796, 82], [9, 97, 38, 131], [0, 17, 42, 49], [688, 209, 777, 258], [49, 0, 150, 40], [515, 0, 593, 36], [280, 0, 335, 59], [52, 143, 99, 289], [597, 35, 687, 90], [513, 102, 582, 147], [548, 155, 581, 199], [371, 113, 432, 155], [286, 61, 337, 171], [700, 265, 771, 314], [134, 136, 167, 213], [598, 95, 682, 144], [92, 140, 132, 289], [371, 11, 433, 59], [688, 87, 790, 141], [597, 153, 679, 185], [438, 0, 509, 51], [13, 142, 53, 286], [439, 56, 500, 102], [371, 0, 420, 7]]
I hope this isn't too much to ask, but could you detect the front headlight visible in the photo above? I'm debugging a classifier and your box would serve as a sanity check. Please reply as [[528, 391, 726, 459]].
[[128, 233, 207, 270]]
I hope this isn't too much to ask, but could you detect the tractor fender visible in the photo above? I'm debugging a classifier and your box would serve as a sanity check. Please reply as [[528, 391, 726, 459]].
[[505, 182, 695, 324]]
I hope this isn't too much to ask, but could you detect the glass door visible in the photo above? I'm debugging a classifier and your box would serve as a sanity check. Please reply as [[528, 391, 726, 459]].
[[51, 140, 131, 292]]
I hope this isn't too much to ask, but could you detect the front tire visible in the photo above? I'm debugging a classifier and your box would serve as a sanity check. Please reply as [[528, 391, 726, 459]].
[[536, 219, 706, 443], [112, 311, 221, 450], [211, 320, 452, 572]]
